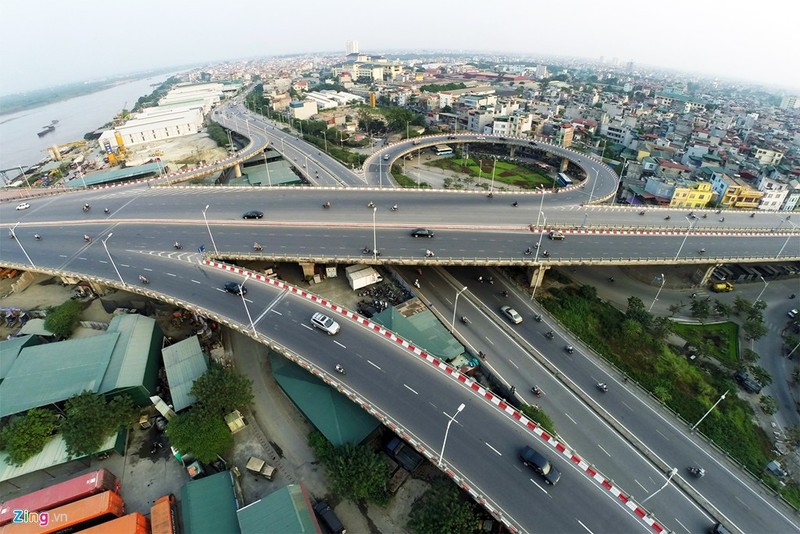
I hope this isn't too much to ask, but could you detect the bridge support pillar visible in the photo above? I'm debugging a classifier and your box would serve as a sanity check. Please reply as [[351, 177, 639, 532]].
[[528, 265, 550, 289], [233, 163, 242, 178], [509, 146, 516, 158], [299, 262, 316, 281], [560, 158, 570, 173]]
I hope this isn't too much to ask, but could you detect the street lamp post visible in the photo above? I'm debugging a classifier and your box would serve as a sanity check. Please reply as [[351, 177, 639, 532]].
[[588, 168, 599, 203], [16, 166, 33, 193], [755, 276, 769, 303], [776, 220, 797, 258], [451, 286, 468, 334], [648, 274, 666, 312], [490, 157, 497, 193], [536, 184, 545, 228], [322, 130, 328, 152], [372, 207, 378, 261], [9, 223, 36, 268], [101, 233, 124, 286], [262, 152, 272, 187], [240, 275, 257, 334], [531, 214, 547, 301], [642, 467, 678, 504], [202, 204, 219, 255], [692, 390, 728, 431], [673, 216, 697, 261], [437, 403, 466, 468]]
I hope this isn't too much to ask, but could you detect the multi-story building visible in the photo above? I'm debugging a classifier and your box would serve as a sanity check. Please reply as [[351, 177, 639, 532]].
[[345, 40, 359, 54], [755, 174, 790, 211], [710, 173, 763, 209], [467, 109, 495, 133], [555, 123, 574, 147], [656, 158, 691, 180], [288, 100, 318, 120], [752, 146, 784, 166], [491, 112, 532, 137], [779, 95, 799, 109], [669, 181, 714, 208], [782, 179, 800, 211]]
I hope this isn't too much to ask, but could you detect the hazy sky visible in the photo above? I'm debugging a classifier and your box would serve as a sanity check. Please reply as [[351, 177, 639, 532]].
[[1, 0, 797, 96]]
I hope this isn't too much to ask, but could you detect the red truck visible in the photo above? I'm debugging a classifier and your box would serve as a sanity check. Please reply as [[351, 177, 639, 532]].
[[1, 490, 124, 534], [0, 468, 120, 526], [150, 495, 178, 534]]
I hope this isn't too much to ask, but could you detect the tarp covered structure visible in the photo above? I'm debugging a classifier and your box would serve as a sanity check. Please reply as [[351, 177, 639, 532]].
[[161, 336, 208, 412]]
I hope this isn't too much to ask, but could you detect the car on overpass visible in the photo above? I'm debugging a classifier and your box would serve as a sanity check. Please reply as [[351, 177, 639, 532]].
[[311, 312, 340, 335], [500, 305, 523, 324], [411, 228, 435, 238], [242, 210, 264, 219], [224, 281, 247, 296], [16, 202, 30, 210], [520, 446, 561, 485]]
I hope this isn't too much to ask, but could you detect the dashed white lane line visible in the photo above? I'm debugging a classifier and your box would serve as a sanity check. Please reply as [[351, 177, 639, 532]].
[[333, 340, 346, 349], [485, 442, 502, 456], [597, 444, 611, 457], [564, 413, 577, 425], [191, 279, 201, 284], [99, 260, 108, 264], [120, 264, 130, 267], [59, 254, 68, 258], [368, 360, 381, 370], [509, 360, 519, 369], [166, 272, 177, 277], [404, 384, 419, 395], [143, 267, 153, 272]]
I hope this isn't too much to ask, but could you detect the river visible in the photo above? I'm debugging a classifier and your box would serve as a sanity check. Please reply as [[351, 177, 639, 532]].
[[0, 74, 176, 171]]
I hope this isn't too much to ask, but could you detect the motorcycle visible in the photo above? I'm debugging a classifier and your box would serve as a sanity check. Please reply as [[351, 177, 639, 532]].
[[425, 249, 435, 258], [597, 382, 608, 393], [750, 213, 755, 218], [565, 345, 574, 354], [545, 331, 554, 339], [82, 205, 90, 212], [334, 364, 346, 375], [322, 201, 331, 209], [702, 213, 707, 218], [34, 234, 41, 240], [139, 275, 149, 285], [638, 211, 645, 216], [83, 235, 91, 242], [253, 243, 263, 252], [698, 248, 705, 254], [719, 217, 725, 222], [688, 466, 705, 478], [531, 386, 542, 397], [664, 215, 671, 220], [501, 290, 509, 297], [511, 201, 519, 207], [542, 250, 550, 257], [174, 242, 182, 250], [524, 247, 533, 256], [460, 316, 469, 325], [534, 314, 542, 322], [391, 204, 399, 211], [367, 201, 375, 208], [488, 276, 494, 284], [104, 208, 110, 214]]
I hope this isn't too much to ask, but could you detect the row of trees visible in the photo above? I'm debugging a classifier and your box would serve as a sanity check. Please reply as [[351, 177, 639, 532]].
[[668, 295, 769, 340]]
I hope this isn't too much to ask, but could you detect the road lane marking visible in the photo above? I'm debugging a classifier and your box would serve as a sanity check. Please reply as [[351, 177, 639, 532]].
[[166, 273, 177, 277], [528, 478, 549, 494], [99, 260, 108, 264], [576, 520, 594, 533], [215, 288, 225, 292], [404, 384, 419, 395], [333, 340, 346, 349], [635, 479, 647, 492], [78, 257, 87, 260], [509, 360, 519, 369], [367, 360, 381, 370], [484, 337, 494, 345], [564, 413, 577, 425], [485, 443, 502, 456], [300, 323, 313, 331], [143, 267, 153, 272], [120, 264, 130, 267], [735, 496, 751, 509], [271, 310, 283, 316], [656, 429, 669, 440], [673, 518, 691, 534], [191, 279, 201, 284], [244, 298, 253, 303], [621, 401, 633, 411], [597, 445, 611, 457], [59, 254, 68, 258]]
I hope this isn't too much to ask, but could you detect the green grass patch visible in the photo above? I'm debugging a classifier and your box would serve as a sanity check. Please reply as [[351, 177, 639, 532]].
[[391, 165, 430, 188], [671, 322, 740, 368], [540, 285, 773, 475], [426, 157, 551, 189]]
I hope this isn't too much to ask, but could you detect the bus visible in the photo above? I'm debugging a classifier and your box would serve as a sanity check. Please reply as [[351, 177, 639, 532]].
[[81, 513, 150, 534], [433, 144, 453, 156], [557, 173, 573, 187], [150, 494, 178, 534], [0, 469, 120, 526], [3, 491, 124, 534]]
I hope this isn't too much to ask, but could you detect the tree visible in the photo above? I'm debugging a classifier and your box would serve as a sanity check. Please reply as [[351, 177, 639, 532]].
[[668, 303, 685, 317], [747, 300, 767, 322], [625, 296, 652, 328], [190, 365, 254, 416], [690, 299, 711, 322], [326, 443, 390, 504], [166, 408, 233, 463], [61, 392, 136, 458], [0, 408, 58, 466], [741, 348, 760, 364], [44, 300, 83, 338], [520, 404, 556, 436], [713, 300, 732, 318], [793, 368, 800, 384], [648, 316, 674, 341], [749, 365, 773, 387], [786, 426, 800, 449], [733, 296, 752, 316], [760, 395, 778, 415], [408, 480, 477, 534], [743, 319, 768, 341]]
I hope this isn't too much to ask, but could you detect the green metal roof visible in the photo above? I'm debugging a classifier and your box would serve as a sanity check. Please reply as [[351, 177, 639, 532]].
[[371, 307, 464, 361], [66, 162, 161, 188], [161, 336, 208, 412], [237, 484, 320, 534], [99, 314, 157, 393], [181, 471, 241, 534], [271, 353, 378, 447], [0, 333, 119, 417], [0, 335, 42, 380], [18, 318, 55, 337]]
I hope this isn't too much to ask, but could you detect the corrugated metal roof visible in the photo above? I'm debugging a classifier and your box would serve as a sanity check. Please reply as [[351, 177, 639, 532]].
[[371, 307, 464, 361], [0, 333, 119, 417], [0, 335, 42, 380], [18, 318, 55, 337], [65, 162, 161, 188], [181, 471, 241, 534], [99, 314, 157, 393], [161, 336, 208, 412], [271, 354, 378, 447], [0, 431, 120, 483], [237, 484, 320, 534]]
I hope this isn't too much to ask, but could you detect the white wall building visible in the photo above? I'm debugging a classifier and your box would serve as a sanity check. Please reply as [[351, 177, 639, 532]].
[[756, 175, 790, 211], [99, 108, 204, 148], [289, 100, 318, 120]]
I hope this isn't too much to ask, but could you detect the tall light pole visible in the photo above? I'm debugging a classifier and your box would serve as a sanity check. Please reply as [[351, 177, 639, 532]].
[[262, 152, 272, 187], [101, 233, 124, 286], [673, 216, 697, 261], [16, 166, 32, 193], [437, 403, 466, 468], [202, 204, 219, 255], [372, 207, 378, 261], [755, 276, 769, 303], [642, 467, 678, 504], [451, 286, 469, 334], [588, 167, 599, 203], [322, 130, 328, 152], [536, 184, 545, 228], [490, 157, 497, 193], [692, 390, 728, 431], [531, 214, 547, 301], [239, 275, 257, 334], [379, 161, 383, 189], [648, 273, 666, 312], [776, 220, 797, 258], [9, 223, 35, 268]]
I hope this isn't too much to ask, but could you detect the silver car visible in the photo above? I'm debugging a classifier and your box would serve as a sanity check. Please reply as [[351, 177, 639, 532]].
[[311, 312, 341, 335], [500, 305, 523, 324]]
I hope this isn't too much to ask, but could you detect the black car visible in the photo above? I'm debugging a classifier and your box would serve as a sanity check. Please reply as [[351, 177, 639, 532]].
[[313, 501, 345, 534], [734, 371, 762, 394], [411, 228, 435, 238], [520, 446, 561, 485], [447, 135, 457, 140], [223, 281, 247, 295], [242, 210, 264, 219]]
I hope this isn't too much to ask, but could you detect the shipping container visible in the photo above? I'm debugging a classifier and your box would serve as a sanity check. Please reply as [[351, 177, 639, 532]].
[[150, 495, 178, 534], [1, 490, 124, 534], [80, 513, 150, 534], [0, 469, 120, 526]]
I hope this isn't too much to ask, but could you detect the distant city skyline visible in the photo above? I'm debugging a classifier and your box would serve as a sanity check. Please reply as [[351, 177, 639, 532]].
[[1, 0, 798, 97]]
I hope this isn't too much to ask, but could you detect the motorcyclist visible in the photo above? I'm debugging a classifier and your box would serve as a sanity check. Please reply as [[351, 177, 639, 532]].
[[545, 330, 554, 338], [524, 247, 533, 255], [391, 204, 399, 211], [174, 242, 182, 249], [362, 246, 370, 254], [367, 201, 375, 208], [139, 275, 149, 284], [104, 208, 110, 214], [425, 249, 434, 257], [460, 316, 468, 324], [84, 203, 90, 211], [253, 242, 263, 251], [501, 290, 509, 297], [323, 201, 331, 208], [512, 201, 519, 207], [84, 234, 91, 242], [566, 345, 574, 353], [532, 385, 542, 396], [478, 275, 484, 283], [34, 234, 41, 240], [335, 364, 345, 374], [597, 382, 608, 392], [699, 248, 705, 254], [664, 215, 671, 220], [542, 250, 550, 257]]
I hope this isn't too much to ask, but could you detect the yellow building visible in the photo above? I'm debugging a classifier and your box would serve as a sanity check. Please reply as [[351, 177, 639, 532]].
[[669, 181, 714, 208], [719, 183, 763, 209]]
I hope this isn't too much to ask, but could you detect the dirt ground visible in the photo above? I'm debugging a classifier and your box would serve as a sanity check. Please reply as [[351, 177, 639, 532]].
[[124, 132, 229, 168]]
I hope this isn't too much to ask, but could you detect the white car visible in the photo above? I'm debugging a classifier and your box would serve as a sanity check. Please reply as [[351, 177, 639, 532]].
[[15, 203, 30, 210], [311, 312, 341, 335], [500, 305, 523, 325], [789, 309, 798, 319]]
